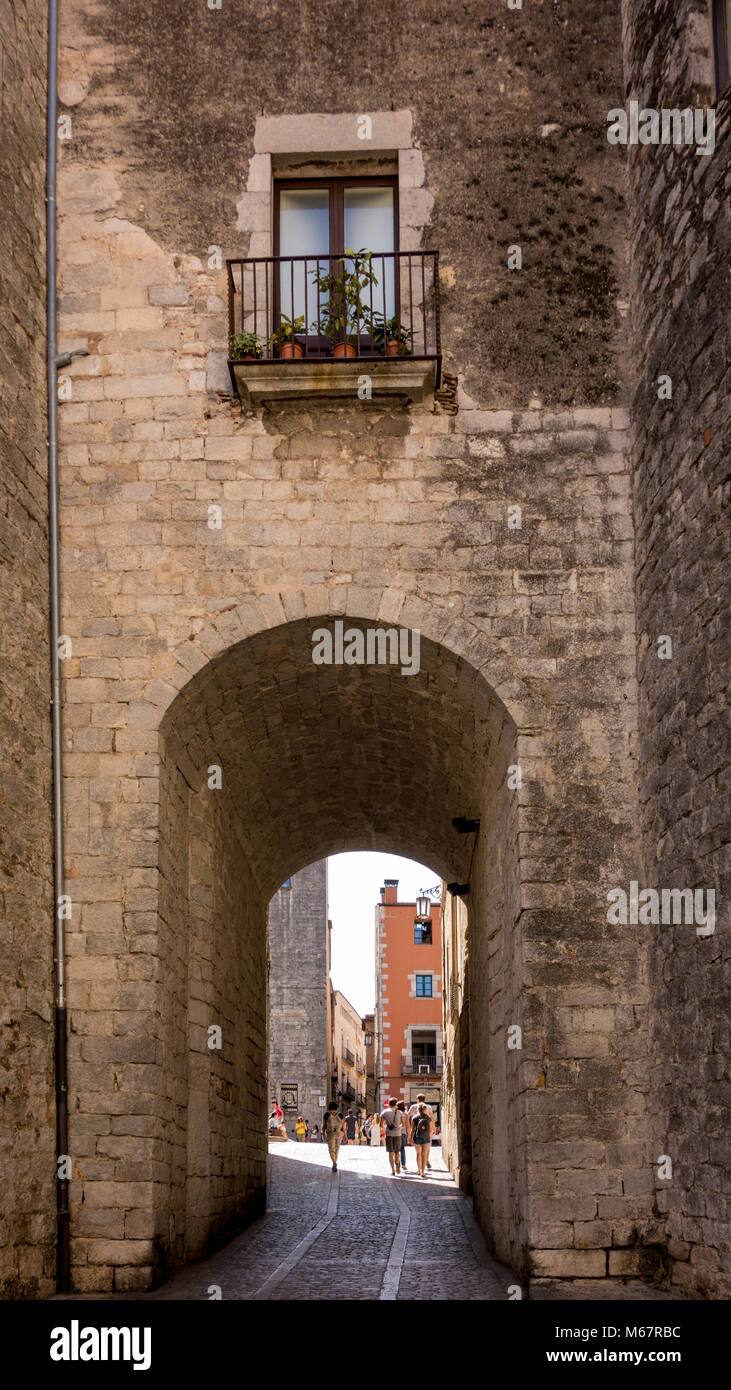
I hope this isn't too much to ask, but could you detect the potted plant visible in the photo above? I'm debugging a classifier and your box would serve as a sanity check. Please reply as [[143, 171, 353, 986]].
[[229, 330, 264, 361], [313, 249, 379, 358], [270, 313, 305, 359], [372, 313, 413, 357]]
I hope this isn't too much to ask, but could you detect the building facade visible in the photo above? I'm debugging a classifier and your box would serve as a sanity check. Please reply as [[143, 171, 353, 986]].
[[0, 0, 727, 1297], [330, 990, 366, 1113], [440, 889, 471, 1192], [375, 881, 443, 1119], [267, 861, 331, 1138], [362, 1012, 376, 1114]]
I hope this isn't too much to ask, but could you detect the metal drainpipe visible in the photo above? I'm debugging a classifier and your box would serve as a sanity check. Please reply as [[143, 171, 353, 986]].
[[46, 0, 69, 1295]]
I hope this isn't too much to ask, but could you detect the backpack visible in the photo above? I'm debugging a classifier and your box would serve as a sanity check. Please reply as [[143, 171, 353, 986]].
[[413, 1114, 430, 1143], [325, 1111, 341, 1136]]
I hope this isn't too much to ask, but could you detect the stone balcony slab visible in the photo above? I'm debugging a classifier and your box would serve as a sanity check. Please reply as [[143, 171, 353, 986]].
[[229, 356, 438, 408]]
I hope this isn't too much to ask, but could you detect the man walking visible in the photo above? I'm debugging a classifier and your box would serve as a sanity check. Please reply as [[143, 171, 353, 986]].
[[324, 1101, 347, 1172], [344, 1108, 360, 1145], [407, 1094, 434, 1170], [380, 1097, 406, 1176], [397, 1100, 409, 1170]]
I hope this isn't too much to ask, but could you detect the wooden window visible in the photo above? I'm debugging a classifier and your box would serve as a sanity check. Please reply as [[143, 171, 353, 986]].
[[274, 177, 398, 351], [274, 176, 398, 259]]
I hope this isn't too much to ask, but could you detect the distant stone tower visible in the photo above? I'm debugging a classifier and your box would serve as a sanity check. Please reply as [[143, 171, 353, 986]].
[[268, 861, 331, 1137]]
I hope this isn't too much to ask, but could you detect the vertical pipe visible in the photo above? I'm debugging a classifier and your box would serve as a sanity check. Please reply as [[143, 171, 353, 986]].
[[46, 0, 70, 1295]]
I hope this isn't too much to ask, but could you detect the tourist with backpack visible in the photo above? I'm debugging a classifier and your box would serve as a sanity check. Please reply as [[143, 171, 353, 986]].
[[411, 1103, 433, 1177], [408, 1093, 434, 1171], [380, 1097, 406, 1175], [324, 1101, 347, 1172]]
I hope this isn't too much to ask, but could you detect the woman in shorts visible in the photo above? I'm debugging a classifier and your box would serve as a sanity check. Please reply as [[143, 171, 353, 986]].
[[411, 1103, 433, 1177]]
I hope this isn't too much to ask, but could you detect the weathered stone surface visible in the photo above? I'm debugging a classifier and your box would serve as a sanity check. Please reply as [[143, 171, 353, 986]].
[[0, 0, 56, 1299], [268, 862, 330, 1138], [0, 0, 725, 1301], [622, 0, 730, 1299]]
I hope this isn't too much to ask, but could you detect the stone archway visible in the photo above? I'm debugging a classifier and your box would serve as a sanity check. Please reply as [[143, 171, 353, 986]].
[[154, 617, 523, 1277], [66, 611, 529, 1290], [66, 602, 652, 1294]]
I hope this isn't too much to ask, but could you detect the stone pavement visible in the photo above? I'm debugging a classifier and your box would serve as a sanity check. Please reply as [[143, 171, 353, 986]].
[[147, 1141, 516, 1301]]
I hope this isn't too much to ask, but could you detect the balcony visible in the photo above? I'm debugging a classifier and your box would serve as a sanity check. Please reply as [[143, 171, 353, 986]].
[[226, 251, 441, 407], [401, 1055, 441, 1076], [342, 1046, 355, 1066]]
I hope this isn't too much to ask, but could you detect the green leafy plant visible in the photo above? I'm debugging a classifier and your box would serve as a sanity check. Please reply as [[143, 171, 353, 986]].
[[312, 249, 379, 346], [229, 330, 263, 360], [371, 313, 413, 353], [269, 313, 305, 348]]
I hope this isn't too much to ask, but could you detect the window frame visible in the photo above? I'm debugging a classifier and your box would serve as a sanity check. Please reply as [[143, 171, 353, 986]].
[[414, 921, 432, 945], [273, 176, 400, 355], [273, 175, 400, 259], [415, 974, 433, 998]]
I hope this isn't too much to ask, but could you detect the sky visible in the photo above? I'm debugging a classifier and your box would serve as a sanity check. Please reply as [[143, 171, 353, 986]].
[[327, 852, 441, 1017]]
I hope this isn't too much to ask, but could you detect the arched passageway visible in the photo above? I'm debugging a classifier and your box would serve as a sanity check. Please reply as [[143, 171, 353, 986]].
[[154, 617, 523, 1277], [66, 609, 651, 1295]]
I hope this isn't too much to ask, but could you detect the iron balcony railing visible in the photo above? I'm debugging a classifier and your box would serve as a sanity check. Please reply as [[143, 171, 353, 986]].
[[226, 250, 441, 377], [402, 1055, 441, 1075], [342, 1046, 355, 1066]]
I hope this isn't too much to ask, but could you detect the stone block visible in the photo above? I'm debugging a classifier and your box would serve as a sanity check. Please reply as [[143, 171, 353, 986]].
[[148, 286, 189, 306], [530, 1249, 607, 1278]]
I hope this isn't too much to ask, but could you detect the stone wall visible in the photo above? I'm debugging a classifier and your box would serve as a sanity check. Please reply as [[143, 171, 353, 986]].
[[440, 891, 473, 1195], [44, 0, 696, 1293], [622, 0, 730, 1298], [0, 0, 56, 1298], [58, 0, 628, 410], [66, 719, 267, 1293], [268, 861, 330, 1136]]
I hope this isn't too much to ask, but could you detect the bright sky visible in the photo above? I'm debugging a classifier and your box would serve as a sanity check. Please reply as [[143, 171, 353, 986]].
[[327, 852, 441, 1017]]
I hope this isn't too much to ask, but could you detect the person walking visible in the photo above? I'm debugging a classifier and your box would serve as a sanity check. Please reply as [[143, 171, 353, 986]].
[[397, 1100, 409, 1170], [310, 1123, 320, 1143], [369, 1112, 381, 1147], [408, 1093, 434, 1170], [380, 1098, 405, 1175], [411, 1103, 433, 1177], [323, 1101, 347, 1172], [344, 1109, 360, 1145], [295, 1115, 308, 1142]]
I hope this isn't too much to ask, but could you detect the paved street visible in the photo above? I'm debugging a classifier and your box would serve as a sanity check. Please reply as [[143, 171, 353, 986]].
[[149, 1141, 515, 1301]]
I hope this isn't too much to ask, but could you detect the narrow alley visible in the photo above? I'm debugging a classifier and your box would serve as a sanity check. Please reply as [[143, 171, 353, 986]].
[[148, 1144, 514, 1302]]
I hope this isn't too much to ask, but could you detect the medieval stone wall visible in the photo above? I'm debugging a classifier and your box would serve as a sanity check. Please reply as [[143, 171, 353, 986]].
[[621, 0, 730, 1298], [268, 861, 330, 1138], [0, 0, 56, 1299], [58, 0, 628, 410], [20, 0, 722, 1293]]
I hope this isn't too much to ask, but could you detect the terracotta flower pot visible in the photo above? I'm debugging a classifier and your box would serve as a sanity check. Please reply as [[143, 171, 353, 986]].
[[333, 342, 357, 359], [280, 341, 304, 359], [237, 353, 257, 361], [385, 340, 400, 357]]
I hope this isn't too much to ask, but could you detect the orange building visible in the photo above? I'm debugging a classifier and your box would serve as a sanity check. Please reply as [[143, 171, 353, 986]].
[[374, 879, 442, 1120]]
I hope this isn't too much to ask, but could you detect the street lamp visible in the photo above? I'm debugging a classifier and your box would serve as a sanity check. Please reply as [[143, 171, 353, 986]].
[[415, 893, 431, 921]]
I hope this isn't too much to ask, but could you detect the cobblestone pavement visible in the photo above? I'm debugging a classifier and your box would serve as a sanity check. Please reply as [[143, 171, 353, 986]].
[[148, 1141, 515, 1301]]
